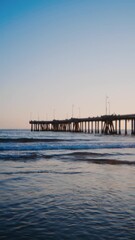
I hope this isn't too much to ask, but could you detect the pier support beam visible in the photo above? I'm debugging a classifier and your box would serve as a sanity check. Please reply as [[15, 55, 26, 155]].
[[131, 120, 133, 134], [132, 119, 135, 135], [115, 120, 117, 134], [91, 122, 93, 133], [102, 120, 115, 134], [88, 121, 90, 133], [125, 120, 127, 135], [101, 121, 103, 134], [95, 121, 97, 134], [85, 122, 87, 133], [119, 120, 121, 135], [98, 121, 99, 133]]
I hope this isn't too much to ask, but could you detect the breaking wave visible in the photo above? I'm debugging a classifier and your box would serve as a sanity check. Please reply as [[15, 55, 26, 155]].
[[1, 142, 135, 151]]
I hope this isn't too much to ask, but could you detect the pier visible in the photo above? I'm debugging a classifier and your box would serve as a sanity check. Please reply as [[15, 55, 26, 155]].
[[29, 114, 135, 135]]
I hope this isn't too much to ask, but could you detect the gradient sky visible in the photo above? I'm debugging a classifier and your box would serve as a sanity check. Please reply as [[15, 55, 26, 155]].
[[1, 0, 135, 129]]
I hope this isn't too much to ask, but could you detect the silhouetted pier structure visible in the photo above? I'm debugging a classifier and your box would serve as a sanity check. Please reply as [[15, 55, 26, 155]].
[[29, 114, 135, 135]]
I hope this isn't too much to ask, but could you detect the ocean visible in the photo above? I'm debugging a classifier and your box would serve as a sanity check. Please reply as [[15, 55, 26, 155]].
[[0, 129, 135, 240]]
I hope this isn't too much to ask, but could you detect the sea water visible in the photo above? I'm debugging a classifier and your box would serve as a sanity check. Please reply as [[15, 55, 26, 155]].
[[0, 130, 135, 239]]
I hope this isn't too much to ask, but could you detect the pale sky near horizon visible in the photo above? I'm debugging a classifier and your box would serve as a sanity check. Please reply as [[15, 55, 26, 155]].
[[0, 0, 135, 129]]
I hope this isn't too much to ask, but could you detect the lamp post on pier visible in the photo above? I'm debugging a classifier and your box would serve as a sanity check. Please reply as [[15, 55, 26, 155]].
[[105, 96, 110, 115], [105, 96, 109, 115]]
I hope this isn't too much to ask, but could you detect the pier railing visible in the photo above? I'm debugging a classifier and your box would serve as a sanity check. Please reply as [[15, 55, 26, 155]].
[[29, 114, 135, 135]]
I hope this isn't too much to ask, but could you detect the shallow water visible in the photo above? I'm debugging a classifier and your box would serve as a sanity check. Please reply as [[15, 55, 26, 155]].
[[0, 130, 135, 239]]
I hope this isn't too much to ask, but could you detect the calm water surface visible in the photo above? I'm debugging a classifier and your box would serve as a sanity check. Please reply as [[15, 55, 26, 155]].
[[0, 130, 135, 239]]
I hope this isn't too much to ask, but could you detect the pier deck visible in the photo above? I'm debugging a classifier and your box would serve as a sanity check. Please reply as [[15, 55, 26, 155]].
[[29, 114, 135, 135]]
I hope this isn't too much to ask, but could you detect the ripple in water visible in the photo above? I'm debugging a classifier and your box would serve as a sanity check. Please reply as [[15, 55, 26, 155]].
[[0, 130, 135, 239]]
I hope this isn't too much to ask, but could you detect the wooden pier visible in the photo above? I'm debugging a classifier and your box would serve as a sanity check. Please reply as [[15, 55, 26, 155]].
[[29, 114, 135, 135]]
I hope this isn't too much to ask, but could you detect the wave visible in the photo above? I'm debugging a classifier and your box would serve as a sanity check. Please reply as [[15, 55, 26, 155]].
[[0, 151, 102, 161], [0, 138, 67, 143], [0, 152, 39, 161], [0, 137, 98, 143], [0, 151, 135, 166], [1, 142, 135, 151], [62, 152, 135, 165], [87, 159, 135, 165], [0, 170, 84, 175]]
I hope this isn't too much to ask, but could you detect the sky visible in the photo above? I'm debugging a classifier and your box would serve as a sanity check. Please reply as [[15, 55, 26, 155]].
[[0, 0, 135, 129]]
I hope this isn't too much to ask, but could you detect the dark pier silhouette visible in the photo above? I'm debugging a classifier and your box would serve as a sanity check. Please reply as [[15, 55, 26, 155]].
[[29, 114, 135, 135]]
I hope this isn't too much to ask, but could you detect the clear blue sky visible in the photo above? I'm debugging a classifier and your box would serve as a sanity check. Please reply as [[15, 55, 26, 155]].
[[0, 0, 135, 128]]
